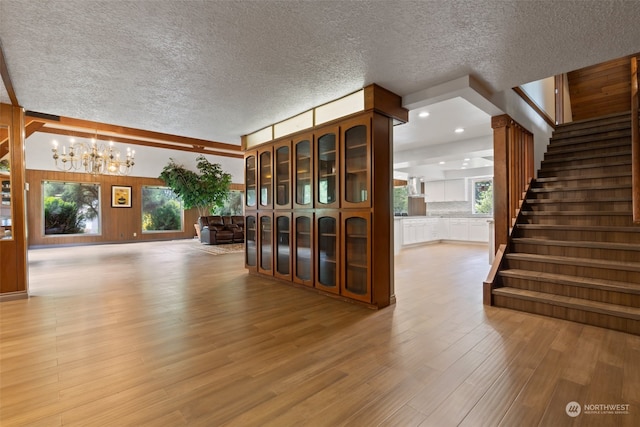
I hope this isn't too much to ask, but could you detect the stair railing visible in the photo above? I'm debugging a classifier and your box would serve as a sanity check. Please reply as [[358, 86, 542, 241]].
[[491, 115, 535, 252], [632, 56, 639, 224]]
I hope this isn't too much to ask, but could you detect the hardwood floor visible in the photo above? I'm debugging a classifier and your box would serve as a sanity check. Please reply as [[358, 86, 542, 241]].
[[1, 240, 639, 426]]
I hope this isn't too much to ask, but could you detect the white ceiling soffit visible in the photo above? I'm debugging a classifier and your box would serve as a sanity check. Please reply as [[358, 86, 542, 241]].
[[1, 1, 640, 145]]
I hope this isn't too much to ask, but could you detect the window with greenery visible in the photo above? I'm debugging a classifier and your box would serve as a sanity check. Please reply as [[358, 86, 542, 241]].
[[142, 186, 183, 232], [473, 178, 493, 215], [43, 181, 101, 235], [212, 190, 243, 216], [393, 186, 408, 215]]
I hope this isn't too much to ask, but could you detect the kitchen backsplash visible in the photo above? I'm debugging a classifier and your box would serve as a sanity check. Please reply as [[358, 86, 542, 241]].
[[427, 200, 476, 217]]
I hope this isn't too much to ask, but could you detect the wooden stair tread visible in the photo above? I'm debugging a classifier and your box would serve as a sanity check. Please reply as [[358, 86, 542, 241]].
[[545, 140, 631, 156], [539, 159, 631, 172], [542, 150, 631, 164], [516, 224, 640, 233], [551, 123, 631, 139], [520, 210, 631, 216], [499, 269, 640, 294], [554, 111, 630, 130], [492, 288, 640, 321], [530, 185, 631, 192], [525, 197, 631, 203], [511, 237, 640, 251], [549, 130, 631, 147], [505, 252, 640, 272], [535, 172, 631, 183]]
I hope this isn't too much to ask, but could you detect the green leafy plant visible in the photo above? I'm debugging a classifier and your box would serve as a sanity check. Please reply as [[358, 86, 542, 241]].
[[44, 196, 85, 234], [159, 155, 232, 217]]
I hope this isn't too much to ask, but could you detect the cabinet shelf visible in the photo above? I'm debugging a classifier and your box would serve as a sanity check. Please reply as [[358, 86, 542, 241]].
[[346, 169, 367, 174], [319, 173, 336, 178], [320, 233, 337, 237], [347, 262, 367, 269], [347, 143, 367, 149], [347, 234, 367, 239]]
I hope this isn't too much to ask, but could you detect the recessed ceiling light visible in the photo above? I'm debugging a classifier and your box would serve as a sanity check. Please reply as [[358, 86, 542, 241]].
[[439, 161, 445, 165], [464, 158, 470, 161], [455, 128, 464, 133], [418, 111, 430, 118], [461, 167, 466, 169], [463, 163, 468, 166]]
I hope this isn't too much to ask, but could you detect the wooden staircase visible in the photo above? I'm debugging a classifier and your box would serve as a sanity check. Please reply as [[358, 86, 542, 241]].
[[492, 111, 640, 335]]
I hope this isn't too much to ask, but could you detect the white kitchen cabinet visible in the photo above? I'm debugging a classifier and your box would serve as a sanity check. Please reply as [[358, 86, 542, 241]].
[[424, 181, 445, 202], [468, 218, 489, 242], [444, 179, 467, 202], [437, 218, 450, 240], [448, 218, 469, 241]]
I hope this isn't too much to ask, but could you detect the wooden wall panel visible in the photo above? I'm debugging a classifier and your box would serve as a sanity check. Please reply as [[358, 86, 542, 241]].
[[26, 169, 201, 247], [568, 54, 639, 121]]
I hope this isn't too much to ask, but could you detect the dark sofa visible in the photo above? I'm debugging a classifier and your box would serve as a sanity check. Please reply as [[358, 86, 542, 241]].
[[199, 215, 244, 245]]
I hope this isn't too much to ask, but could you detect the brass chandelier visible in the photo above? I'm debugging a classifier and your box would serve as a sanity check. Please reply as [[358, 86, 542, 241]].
[[52, 136, 135, 176]]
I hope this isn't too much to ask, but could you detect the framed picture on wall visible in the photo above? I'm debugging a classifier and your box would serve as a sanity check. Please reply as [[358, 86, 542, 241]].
[[111, 185, 132, 208]]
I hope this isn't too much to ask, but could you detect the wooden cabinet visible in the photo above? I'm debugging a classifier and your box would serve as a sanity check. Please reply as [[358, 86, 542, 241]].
[[274, 141, 291, 209], [294, 134, 313, 209], [342, 212, 370, 302], [315, 126, 339, 208], [245, 214, 257, 270], [258, 148, 273, 209], [293, 213, 313, 286], [258, 212, 273, 275], [316, 211, 339, 294], [341, 116, 371, 208], [274, 213, 292, 280], [245, 154, 257, 209], [244, 110, 398, 308]]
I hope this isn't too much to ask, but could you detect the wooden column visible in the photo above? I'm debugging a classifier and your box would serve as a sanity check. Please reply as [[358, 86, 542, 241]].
[[491, 114, 535, 253], [632, 56, 639, 224], [0, 103, 27, 299], [554, 74, 565, 125]]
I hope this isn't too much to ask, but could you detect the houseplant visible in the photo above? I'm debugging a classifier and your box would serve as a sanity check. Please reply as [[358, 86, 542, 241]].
[[159, 155, 232, 237]]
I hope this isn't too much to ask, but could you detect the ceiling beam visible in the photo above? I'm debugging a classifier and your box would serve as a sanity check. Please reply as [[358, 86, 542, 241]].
[[0, 39, 19, 106], [25, 119, 45, 138], [25, 112, 241, 153], [36, 126, 243, 159]]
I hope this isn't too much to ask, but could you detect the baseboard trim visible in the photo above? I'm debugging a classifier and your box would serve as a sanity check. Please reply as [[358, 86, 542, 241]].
[[0, 291, 29, 302]]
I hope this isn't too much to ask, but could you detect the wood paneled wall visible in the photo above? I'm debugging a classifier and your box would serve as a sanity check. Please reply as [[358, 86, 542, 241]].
[[568, 53, 639, 121], [26, 169, 200, 247]]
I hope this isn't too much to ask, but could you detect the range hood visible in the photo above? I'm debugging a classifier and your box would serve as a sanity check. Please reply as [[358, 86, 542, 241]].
[[407, 176, 424, 197]]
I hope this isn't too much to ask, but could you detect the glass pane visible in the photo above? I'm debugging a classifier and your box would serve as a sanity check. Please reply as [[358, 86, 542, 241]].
[[246, 216, 257, 266], [43, 181, 101, 235], [212, 190, 243, 216], [318, 216, 337, 287], [275, 146, 290, 206], [141, 186, 183, 232], [0, 125, 11, 240], [317, 133, 336, 205], [260, 216, 272, 270], [295, 216, 311, 280], [345, 217, 367, 295], [473, 179, 493, 215], [345, 125, 367, 203], [295, 140, 311, 205], [246, 156, 256, 207], [276, 216, 290, 275], [259, 151, 271, 207]]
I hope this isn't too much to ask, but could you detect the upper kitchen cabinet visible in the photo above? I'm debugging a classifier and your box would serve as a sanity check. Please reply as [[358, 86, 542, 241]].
[[315, 126, 339, 209], [341, 116, 371, 209]]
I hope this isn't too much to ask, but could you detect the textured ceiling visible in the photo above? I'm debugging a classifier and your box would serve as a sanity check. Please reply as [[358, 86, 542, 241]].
[[1, 0, 640, 146]]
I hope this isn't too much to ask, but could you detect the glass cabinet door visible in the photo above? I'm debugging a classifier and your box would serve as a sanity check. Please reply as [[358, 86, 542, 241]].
[[245, 215, 257, 269], [316, 130, 338, 208], [245, 155, 257, 208], [275, 143, 291, 209], [343, 119, 370, 208], [259, 150, 272, 208], [275, 214, 291, 279], [316, 214, 338, 293], [294, 137, 312, 208], [342, 214, 370, 302], [293, 214, 312, 286], [259, 214, 272, 274]]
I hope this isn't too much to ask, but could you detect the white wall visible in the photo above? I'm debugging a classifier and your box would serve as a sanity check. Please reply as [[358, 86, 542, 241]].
[[25, 132, 244, 183], [520, 77, 556, 123]]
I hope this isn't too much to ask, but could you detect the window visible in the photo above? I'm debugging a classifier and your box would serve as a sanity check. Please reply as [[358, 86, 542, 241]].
[[393, 186, 408, 215], [142, 186, 183, 232], [212, 190, 244, 216], [472, 178, 493, 215], [43, 181, 101, 235]]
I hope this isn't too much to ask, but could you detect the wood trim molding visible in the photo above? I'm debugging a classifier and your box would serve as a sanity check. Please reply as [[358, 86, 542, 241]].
[[364, 84, 409, 123], [0, 40, 19, 106], [631, 56, 639, 224], [512, 87, 555, 129], [554, 74, 565, 125], [25, 112, 242, 157]]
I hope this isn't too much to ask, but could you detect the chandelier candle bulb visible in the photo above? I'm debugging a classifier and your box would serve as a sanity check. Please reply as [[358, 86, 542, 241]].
[[51, 137, 136, 176]]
